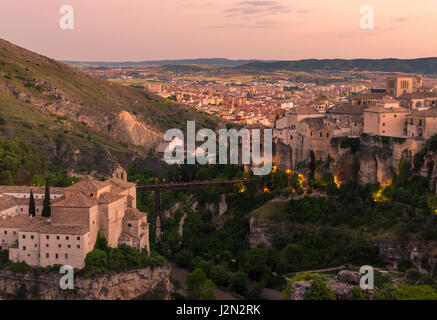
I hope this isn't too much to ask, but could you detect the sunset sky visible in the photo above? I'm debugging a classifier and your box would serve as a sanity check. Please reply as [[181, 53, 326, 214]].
[[1, 0, 436, 61]]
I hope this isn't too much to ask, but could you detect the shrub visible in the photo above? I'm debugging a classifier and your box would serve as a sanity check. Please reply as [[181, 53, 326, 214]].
[[397, 285, 437, 300], [304, 278, 335, 300], [8, 261, 30, 274], [351, 287, 367, 300], [0, 250, 8, 265], [397, 258, 413, 272]]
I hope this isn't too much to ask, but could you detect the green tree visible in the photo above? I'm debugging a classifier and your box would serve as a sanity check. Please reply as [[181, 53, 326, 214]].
[[209, 264, 229, 287], [241, 248, 271, 280], [304, 278, 336, 300], [41, 180, 51, 217], [185, 268, 216, 300], [29, 189, 35, 217], [13, 284, 27, 300], [84, 249, 108, 274], [94, 232, 109, 251], [230, 271, 248, 295]]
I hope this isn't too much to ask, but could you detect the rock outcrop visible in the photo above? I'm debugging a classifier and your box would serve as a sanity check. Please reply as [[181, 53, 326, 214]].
[[0, 266, 171, 300]]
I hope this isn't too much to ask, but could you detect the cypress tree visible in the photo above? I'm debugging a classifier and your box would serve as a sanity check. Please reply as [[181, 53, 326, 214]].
[[41, 181, 51, 217], [29, 190, 35, 217]]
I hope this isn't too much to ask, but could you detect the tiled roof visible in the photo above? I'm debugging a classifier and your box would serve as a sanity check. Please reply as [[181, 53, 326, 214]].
[[0, 215, 44, 228], [288, 106, 320, 115], [108, 178, 136, 190], [20, 221, 89, 235], [66, 179, 111, 192], [118, 232, 137, 241], [98, 192, 125, 204], [124, 208, 147, 220], [409, 109, 437, 117], [15, 198, 45, 206], [0, 195, 17, 212], [0, 186, 65, 195], [51, 192, 98, 208], [364, 106, 410, 113]]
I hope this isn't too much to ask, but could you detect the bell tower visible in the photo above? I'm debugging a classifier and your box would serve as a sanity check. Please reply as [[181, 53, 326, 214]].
[[416, 74, 423, 88]]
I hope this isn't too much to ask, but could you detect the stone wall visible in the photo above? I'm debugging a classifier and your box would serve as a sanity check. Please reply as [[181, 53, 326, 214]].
[[0, 266, 171, 300]]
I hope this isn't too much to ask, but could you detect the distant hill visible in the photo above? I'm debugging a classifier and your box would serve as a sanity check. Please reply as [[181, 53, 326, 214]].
[[0, 39, 221, 176], [64, 58, 276, 68], [235, 58, 437, 74]]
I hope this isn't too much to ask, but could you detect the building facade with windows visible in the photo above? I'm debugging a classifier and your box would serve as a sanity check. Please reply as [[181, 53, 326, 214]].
[[0, 178, 149, 269]]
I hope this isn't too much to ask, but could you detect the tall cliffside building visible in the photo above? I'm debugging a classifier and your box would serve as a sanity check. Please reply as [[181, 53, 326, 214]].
[[0, 178, 149, 269]]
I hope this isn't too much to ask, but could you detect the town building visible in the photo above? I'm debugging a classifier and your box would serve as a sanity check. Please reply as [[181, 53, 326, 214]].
[[0, 178, 149, 269]]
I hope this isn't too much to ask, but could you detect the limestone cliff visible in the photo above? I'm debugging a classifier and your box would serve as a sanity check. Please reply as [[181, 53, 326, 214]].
[[0, 266, 171, 300]]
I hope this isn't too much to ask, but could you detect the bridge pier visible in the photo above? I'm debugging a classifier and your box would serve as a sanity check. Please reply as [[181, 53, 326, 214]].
[[219, 193, 227, 216], [155, 190, 162, 242]]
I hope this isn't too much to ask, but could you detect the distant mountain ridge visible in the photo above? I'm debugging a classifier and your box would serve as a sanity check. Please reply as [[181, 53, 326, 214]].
[[65, 57, 437, 74], [63, 58, 276, 68], [235, 58, 437, 74]]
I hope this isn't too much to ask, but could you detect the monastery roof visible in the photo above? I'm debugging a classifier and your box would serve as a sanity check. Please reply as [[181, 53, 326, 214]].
[[0, 215, 44, 228], [119, 231, 140, 241], [109, 185, 126, 195], [66, 179, 111, 192], [0, 186, 65, 195], [364, 106, 410, 113], [51, 192, 98, 208], [98, 192, 126, 204], [0, 195, 17, 212], [124, 208, 147, 220], [20, 221, 89, 235], [15, 198, 45, 206], [108, 178, 136, 190]]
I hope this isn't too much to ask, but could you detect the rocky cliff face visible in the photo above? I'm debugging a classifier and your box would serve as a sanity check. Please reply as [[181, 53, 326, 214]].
[[0, 266, 171, 300], [287, 270, 366, 300], [274, 135, 427, 186]]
